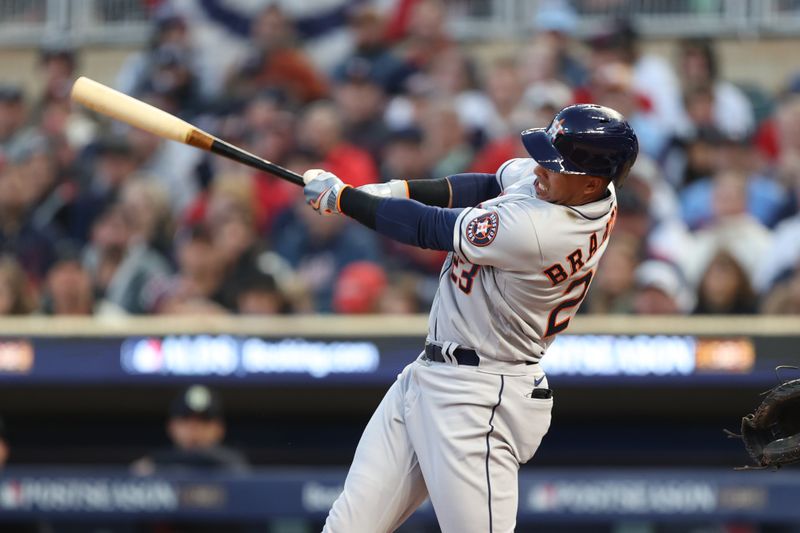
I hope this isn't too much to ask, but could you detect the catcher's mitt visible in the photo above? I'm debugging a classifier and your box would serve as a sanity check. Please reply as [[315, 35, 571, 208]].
[[727, 367, 800, 470]]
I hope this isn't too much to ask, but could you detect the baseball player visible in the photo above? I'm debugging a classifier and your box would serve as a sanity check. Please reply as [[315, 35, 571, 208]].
[[303, 104, 638, 532]]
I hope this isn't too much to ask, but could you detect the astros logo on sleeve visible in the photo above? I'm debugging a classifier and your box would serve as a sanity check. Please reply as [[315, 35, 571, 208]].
[[466, 212, 499, 247]]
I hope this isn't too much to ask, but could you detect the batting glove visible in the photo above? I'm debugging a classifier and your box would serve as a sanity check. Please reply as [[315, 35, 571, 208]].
[[303, 169, 349, 216], [358, 180, 409, 199]]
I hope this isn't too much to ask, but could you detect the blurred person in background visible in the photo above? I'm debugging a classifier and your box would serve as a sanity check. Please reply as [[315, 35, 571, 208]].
[[584, 18, 683, 137], [377, 273, 424, 314], [393, 0, 453, 73], [83, 203, 171, 315], [583, 60, 669, 159], [762, 262, 800, 314], [235, 269, 291, 315], [585, 233, 641, 314], [692, 248, 757, 315], [420, 99, 474, 177], [296, 100, 378, 187], [379, 127, 432, 181], [0, 84, 30, 156], [674, 37, 755, 140], [224, 3, 327, 104], [133, 384, 249, 474], [152, 226, 228, 315], [35, 40, 78, 112], [526, 0, 587, 87], [119, 175, 174, 258], [333, 4, 411, 95], [117, 12, 197, 98], [469, 79, 573, 173], [274, 200, 381, 312], [70, 135, 139, 242], [0, 158, 57, 285], [482, 55, 526, 142], [40, 243, 95, 315], [0, 255, 35, 315], [332, 56, 391, 163], [681, 171, 773, 291], [680, 137, 790, 231], [632, 259, 694, 315], [332, 260, 388, 314]]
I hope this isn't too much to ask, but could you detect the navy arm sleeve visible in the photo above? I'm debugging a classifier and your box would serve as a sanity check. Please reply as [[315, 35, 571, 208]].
[[340, 187, 461, 251], [447, 173, 501, 207], [405, 173, 500, 208]]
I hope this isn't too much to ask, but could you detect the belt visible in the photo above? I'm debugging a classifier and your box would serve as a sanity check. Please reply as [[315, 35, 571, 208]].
[[424, 343, 480, 366]]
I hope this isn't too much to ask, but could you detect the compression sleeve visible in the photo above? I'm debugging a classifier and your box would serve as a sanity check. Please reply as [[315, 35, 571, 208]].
[[404, 174, 500, 207], [447, 173, 501, 207], [340, 187, 461, 251]]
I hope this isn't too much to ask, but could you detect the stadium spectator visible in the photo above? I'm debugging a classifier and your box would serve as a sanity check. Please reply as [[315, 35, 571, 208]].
[[235, 269, 290, 315], [420, 99, 474, 177], [40, 244, 95, 315], [527, 0, 587, 87], [333, 4, 411, 95], [69, 136, 138, 243], [273, 201, 381, 312], [82, 204, 171, 315], [35, 41, 78, 111], [584, 18, 683, 136], [674, 37, 755, 140], [632, 259, 694, 315], [119, 176, 174, 258], [682, 171, 773, 289], [152, 227, 228, 315], [761, 264, 800, 314], [333, 261, 388, 314], [296, 101, 378, 187], [693, 248, 757, 315], [133, 384, 249, 474], [0, 158, 57, 284], [0, 84, 30, 156], [585, 233, 641, 314], [0, 255, 35, 315], [379, 127, 432, 181], [332, 56, 391, 163], [394, 0, 453, 72], [224, 3, 328, 104], [482, 55, 526, 141]]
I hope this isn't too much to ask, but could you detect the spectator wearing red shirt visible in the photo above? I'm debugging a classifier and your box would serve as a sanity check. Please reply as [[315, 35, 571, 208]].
[[297, 101, 378, 188]]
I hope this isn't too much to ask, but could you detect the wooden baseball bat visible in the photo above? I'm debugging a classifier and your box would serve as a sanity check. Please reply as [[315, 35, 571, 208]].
[[70, 76, 304, 186]]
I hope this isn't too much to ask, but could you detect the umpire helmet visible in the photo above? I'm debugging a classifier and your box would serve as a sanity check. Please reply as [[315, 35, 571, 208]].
[[521, 104, 638, 187]]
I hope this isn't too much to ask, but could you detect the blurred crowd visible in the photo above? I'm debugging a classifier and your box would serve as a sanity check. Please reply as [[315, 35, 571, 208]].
[[1, 0, 800, 318]]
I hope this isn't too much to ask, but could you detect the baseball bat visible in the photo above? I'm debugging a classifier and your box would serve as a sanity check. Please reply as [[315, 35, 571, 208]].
[[69, 76, 304, 186]]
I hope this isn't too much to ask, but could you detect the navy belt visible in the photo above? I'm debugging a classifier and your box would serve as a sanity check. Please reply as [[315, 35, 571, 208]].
[[424, 343, 480, 366]]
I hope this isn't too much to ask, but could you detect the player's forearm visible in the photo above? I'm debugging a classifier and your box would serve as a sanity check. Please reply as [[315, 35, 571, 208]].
[[394, 174, 499, 208], [340, 187, 460, 251], [445, 173, 501, 207]]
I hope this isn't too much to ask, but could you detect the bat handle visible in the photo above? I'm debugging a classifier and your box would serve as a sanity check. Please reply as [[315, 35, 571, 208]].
[[209, 138, 305, 187]]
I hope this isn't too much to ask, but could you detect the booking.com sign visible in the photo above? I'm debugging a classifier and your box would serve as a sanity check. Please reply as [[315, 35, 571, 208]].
[[120, 336, 380, 378]]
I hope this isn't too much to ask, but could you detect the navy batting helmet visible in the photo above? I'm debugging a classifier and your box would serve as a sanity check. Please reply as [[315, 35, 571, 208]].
[[521, 104, 638, 187]]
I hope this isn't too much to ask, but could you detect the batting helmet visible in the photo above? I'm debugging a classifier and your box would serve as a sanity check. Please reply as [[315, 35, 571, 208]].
[[521, 104, 638, 187]]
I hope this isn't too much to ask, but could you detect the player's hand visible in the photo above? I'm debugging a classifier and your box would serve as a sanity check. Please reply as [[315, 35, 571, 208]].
[[358, 180, 409, 199], [303, 169, 349, 216]]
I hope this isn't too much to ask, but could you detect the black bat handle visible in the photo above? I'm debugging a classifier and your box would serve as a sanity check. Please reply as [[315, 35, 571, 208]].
[[210, 138, 305, 186]]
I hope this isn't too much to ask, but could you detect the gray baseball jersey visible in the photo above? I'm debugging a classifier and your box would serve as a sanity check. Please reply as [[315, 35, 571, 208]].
[[324, 158, 617, 533], [427, 157, 618, 364]]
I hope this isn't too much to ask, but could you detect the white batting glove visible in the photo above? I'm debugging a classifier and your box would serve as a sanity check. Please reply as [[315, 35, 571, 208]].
[[303, 169, 349, 216], [358, 180, 409, 199]]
